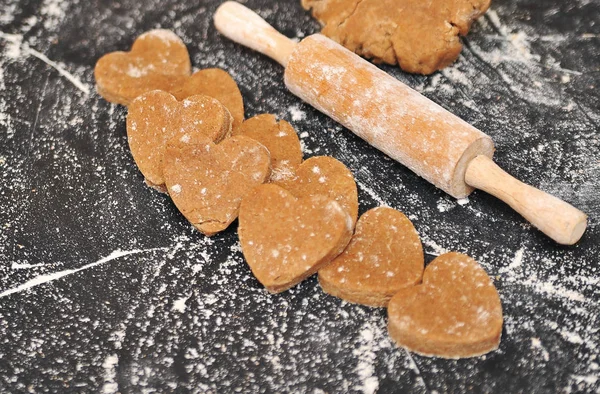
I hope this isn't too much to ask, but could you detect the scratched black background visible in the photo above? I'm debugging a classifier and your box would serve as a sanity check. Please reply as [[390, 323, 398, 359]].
[[0, 0, 599, 393]]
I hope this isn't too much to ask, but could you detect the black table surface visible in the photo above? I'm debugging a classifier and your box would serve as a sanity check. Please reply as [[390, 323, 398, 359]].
[[0, 0, 599, 392]]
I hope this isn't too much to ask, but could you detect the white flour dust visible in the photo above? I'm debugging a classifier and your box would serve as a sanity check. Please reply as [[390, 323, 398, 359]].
[[0, 248, 168, 298]]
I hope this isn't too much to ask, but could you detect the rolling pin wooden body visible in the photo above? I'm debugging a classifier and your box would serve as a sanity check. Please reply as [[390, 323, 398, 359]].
[[214, 2, 587, 245], [285, 34, 494, 198]]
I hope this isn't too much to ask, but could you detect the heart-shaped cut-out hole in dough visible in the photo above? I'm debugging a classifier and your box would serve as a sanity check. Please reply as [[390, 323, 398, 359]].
[[319, 206, 424, 307], [95, 29, 191, 105], [238, 184, 353, 293], [171, 69, 245, 129], [126, 90, 232, 190], [302, 0, 490, 74], [276, 156, 358, 228], [163, 134, 271, 236], [388, 252, 503, 358], [233, 114, 303, 183]]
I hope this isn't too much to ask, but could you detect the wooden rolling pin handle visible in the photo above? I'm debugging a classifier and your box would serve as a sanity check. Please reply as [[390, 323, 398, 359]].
[[465, 156, 587, 245], [214, 1, 296, 67]]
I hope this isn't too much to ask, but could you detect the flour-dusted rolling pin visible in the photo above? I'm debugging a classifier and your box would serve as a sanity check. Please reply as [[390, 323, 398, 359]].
[[214, 2, 587, 245]]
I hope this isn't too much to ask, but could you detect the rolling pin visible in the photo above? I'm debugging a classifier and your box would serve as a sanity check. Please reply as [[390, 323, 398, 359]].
[[214, 1, 588, 245]]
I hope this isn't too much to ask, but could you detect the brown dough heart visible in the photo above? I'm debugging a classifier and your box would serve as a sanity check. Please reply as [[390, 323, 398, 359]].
[[126, 91, 232, 190], [302, 0, 490, 74], [238, 184, 353, 293], [163, 133, 270, 236], [319, 207, 424, 307], [388, 252, 503, 358], [94, 29, 191, 105], [233, 114, 303, 183], [276, 156, 358, 228], [171, 69, 245, 129]]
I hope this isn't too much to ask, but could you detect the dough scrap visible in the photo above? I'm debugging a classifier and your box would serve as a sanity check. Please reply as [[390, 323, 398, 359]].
[[276, 156, 358, 228], [238, 184, 353, 293], [171, 69, 245, 129], [163, 134, 271, 236], [233, 114, 303, 183], [95, 29, 191, 105], [126, 91, 232, 190], [319, 207, 424, 307], [387, 252, 503, 358], [301, 0, 491, 74]]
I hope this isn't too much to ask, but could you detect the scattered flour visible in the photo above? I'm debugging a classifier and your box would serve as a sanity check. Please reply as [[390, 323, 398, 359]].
[[0, 248, 168, 298], [0, 32, 90, 94], [353, 321, 381, 394], [40, 0, 69, 30], [500, 247, 524, 273], [288, 104, 307, 122], [436, 198, 455, 213], [172, 295, 190, 313], [101, 354, 119, 394]]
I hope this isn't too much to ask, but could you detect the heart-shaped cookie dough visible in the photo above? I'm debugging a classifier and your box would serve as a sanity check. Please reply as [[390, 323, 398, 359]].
[[233, 114, 303, 182], [238, 184, 353, 293], [319, 206, 424, 307], [163, 133, 271, 236], [276, 156, 358, 228], [388, 252, 503, 358], [302, 0, 490, 74], [95, 29, 191, 105], [171, 69, 245, 129], [127, 90, 232, 190]]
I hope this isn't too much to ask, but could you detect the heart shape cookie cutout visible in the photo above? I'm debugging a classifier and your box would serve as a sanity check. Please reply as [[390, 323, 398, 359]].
[[233, 114, 303, 182], [171, 69, 245, 129], [276, 156, 358, 228], [319, 207, 424, 307], [95, 29, 191, 105], [239, 184, 353, 293], [163, 134, 271, 236], [388, 252, 503, 358], [126, 90, 232, 190]]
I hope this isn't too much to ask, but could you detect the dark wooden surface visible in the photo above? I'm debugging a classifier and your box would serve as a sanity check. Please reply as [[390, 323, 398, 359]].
[[0, 0, 598, 392]]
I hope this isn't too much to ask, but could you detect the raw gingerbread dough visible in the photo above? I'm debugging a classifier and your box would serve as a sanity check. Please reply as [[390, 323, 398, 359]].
[[233, 114, 303, 182], [238, 184, 353, 293], [94, 29, 191, 105], [276, 156, 358, 228], [387, 252, 503, 358], [319, 207, 424, 307], [163, 133, 271, 236], [301, 0, 491, 74], [126, 91, 232, 190], [171, 69, 245, 129]]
